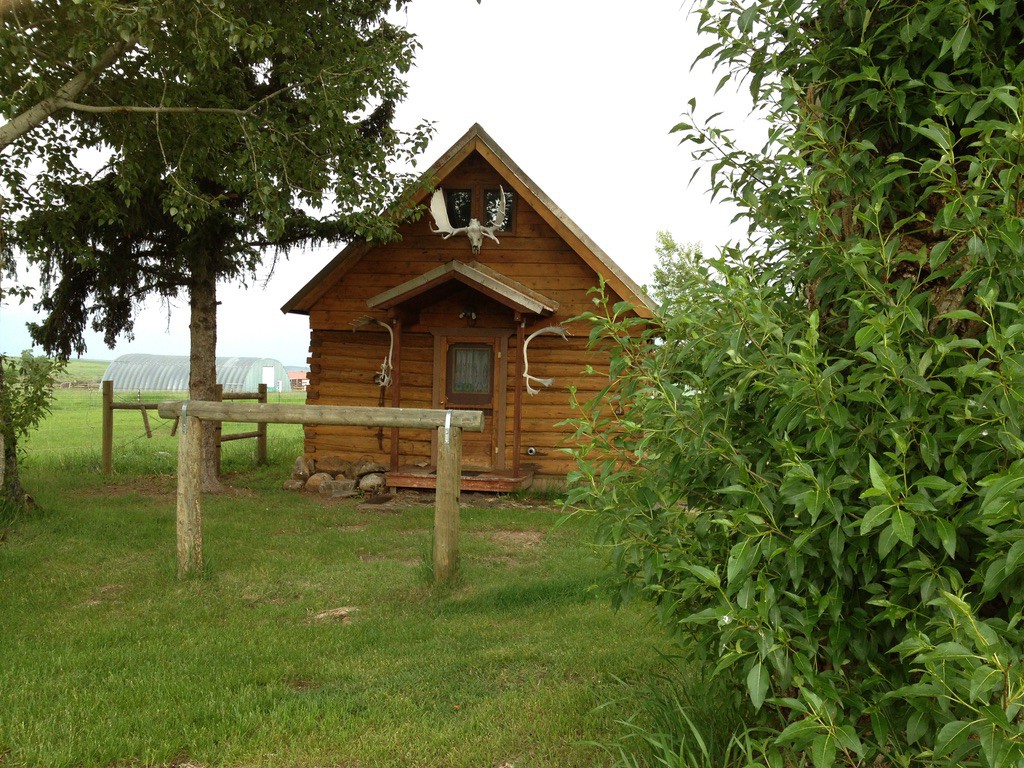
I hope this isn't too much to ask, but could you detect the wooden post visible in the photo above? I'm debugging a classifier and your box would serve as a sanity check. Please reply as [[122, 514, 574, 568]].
[[389, 317, 402, 471], [176, 404, 203, 577], [513, 317, 524, 477], [434, 418, 462, 583], [102, 379, 114, 474], [213, 384, 223, 474], [256, 383, 268, 465]]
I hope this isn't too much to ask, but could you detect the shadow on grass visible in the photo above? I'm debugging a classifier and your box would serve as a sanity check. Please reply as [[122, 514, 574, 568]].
[[443, 574, 597, 614]]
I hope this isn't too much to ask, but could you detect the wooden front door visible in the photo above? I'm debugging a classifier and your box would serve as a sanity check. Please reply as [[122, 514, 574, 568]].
[[434, 332, 507, 471]]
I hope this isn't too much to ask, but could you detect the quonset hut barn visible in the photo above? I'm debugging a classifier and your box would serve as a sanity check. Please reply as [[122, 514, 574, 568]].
[[282, 124, 653, 491], [101, 354, 293, 392]]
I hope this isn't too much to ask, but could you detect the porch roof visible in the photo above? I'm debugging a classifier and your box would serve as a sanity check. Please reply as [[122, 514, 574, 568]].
[[366, 259, 558, 316]]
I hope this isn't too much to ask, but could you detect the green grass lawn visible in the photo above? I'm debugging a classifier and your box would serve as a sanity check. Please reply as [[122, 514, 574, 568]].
[[1, 389, 664, 767]]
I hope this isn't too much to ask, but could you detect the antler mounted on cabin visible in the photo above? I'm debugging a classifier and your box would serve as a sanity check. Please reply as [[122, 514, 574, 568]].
[[523, 325, 569, 395], [351, 317, 394, 388], [429, 186, 507, 254]]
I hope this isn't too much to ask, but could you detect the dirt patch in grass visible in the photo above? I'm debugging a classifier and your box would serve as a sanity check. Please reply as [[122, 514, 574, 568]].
[[473, 529, 546, 548], [85, 476, 265, 500], [84, 583, 124, 606], [463, 494, 556, 511], [358, 551, 419, 566], [286, 677, 322, 693], [312, 488, 558, 515], [329, 522, 370, 532], [83, 474, 175, 498], [307, 606, 359, 623], [480, 554, 518, 567]]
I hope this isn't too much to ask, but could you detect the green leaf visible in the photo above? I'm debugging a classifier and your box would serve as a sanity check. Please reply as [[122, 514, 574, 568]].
[[683, 564, 721, 587], [834, 724, 864, 757], [891, 508, 915, 546], [924, 641, 975, 662], [941, 309, 985, 322], [936, 518, 957, 558], [934, 719, 973, 757], [868, 455, 891, 492], [861, 503, 894, 534], [950, 24, 971, 61], [737, 5, 757, 33], [906, 709, 928, 744], [727, 538, 758, 585], [969, 665, 1002, 702], [746, 662, 770, 710], [777, 716, 819, 746], [1006, 539, 1024, 576], [811, 734, 836, 768], [878, 524, 900, 558]]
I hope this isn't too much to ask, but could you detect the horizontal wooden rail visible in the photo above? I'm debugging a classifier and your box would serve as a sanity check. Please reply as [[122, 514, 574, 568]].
[[157, 401, 485, 431], [102, 380, 272, 474], [220, 391, 265, 401], [109, 402, 163, 410], [169, 400, 479, 583], [218, 430, 261, 442]]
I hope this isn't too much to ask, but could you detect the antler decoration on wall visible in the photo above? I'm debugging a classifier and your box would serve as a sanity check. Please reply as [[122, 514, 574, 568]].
[[429, 186, 507, 254], [352, 317, 394, 388], [523, 325, 569, 395]]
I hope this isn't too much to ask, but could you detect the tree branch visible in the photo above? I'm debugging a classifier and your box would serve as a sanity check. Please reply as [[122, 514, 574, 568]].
[[55, 86, 292, 118], [0, 38, 136, 152], [56, 101, 253, 117], [0, 0, 30, 16]]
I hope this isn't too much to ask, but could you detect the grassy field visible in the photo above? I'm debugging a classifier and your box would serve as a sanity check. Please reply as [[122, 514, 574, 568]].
[[1, 387, 666, 767], [53, 358, 112, 385], [28, 386, 307, 476]]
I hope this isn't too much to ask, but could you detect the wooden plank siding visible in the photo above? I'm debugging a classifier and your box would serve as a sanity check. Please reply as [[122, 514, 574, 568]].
[[297, 143, 643, 482]]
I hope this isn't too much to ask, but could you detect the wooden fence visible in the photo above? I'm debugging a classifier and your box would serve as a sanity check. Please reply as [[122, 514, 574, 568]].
[[155, 400, 484, 584], [101, 380, 268, 474]]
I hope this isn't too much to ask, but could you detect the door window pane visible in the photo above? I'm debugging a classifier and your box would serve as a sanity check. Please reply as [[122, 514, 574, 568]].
[[447, 344, 492, 405]]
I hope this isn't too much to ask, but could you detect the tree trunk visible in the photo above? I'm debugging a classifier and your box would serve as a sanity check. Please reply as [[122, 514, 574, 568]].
[[0, 355, 26, 510], [188, 268, 223, 493]]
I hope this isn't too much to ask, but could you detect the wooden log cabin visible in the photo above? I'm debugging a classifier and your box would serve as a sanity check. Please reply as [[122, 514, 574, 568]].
[[282, 124, 654, 491]]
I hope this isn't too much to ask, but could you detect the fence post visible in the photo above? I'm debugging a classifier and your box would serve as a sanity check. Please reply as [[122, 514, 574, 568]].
[[434, 420, 462, 583], [214, 384, 223, 475], [256, 383, 268, 465], [177, 404, 203, 577], [102, 380, 114, 474]]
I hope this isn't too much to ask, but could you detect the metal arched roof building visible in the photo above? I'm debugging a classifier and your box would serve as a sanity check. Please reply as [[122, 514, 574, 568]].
[[101, 354, 293, 392]]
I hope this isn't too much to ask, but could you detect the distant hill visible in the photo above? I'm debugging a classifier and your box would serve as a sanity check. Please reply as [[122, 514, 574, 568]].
[[55, 359, 110, 386]]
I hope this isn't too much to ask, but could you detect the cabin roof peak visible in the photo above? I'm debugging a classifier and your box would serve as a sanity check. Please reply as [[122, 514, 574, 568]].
[[282, 123, 654, 317]]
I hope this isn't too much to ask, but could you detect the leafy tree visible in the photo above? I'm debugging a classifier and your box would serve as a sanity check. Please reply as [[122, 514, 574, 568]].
[[1, 0, 430, 492], [649, 231, 712, 312], [0, 351, 63, 520], [569, 0, 1024, 764]]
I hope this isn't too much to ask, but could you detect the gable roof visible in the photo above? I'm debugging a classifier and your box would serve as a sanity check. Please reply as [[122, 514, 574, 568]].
[[281, 123, 654, 318], [367, 259, 558, 316]]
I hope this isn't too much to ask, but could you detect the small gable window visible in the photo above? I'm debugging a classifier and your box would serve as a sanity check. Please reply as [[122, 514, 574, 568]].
[[484, 188, 515, 232], [445, 189, 473, 228]]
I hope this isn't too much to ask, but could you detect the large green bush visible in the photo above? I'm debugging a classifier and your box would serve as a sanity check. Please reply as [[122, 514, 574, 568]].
[[568, 1, 1024, 765]]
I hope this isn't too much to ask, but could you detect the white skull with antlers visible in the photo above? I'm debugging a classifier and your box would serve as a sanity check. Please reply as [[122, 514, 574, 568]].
[[429, 187, 507, 254]]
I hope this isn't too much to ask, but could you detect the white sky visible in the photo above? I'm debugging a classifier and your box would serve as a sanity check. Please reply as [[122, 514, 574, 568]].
[[0, 0, 762, 367]]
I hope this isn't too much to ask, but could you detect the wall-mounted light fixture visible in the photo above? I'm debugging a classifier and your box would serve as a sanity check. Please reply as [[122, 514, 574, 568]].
[[459, 304, 478, 325]]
